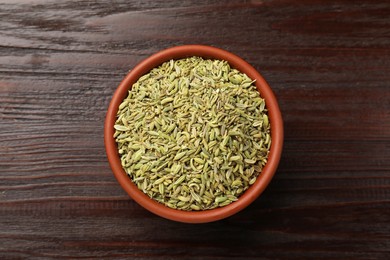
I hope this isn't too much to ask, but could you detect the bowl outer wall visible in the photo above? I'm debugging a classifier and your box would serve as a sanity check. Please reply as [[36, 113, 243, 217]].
[[104, 45, 283, 223]]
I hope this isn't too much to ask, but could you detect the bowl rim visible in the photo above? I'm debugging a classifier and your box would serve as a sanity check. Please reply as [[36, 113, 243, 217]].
[[104, 44, 283, 223]]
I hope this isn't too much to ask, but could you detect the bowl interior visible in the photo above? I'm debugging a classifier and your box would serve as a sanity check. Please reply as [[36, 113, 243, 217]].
[[104, 45, 283, 223]]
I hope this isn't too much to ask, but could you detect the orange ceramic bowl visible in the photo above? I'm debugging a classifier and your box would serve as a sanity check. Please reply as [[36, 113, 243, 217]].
[[104, 45, 283, 223]]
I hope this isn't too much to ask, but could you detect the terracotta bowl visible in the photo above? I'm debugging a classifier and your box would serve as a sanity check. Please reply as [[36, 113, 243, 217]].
[[104, 45, 283, 223]]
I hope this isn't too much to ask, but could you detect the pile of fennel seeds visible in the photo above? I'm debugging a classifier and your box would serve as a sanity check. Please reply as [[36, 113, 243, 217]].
[[114, 57, 271, 211]]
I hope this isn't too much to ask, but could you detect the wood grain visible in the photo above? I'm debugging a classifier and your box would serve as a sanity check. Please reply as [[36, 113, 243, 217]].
[[0, 0, 389, 259]]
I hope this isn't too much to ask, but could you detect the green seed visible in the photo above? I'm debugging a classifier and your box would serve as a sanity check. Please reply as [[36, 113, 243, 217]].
[[173, 151, 187, 161], [193, 158, 204, 164], [244, 159, 257, 164], [215, 196, 228, 204], [161, 97, 174, 105], [114, 125, 128, 131], [178, 195, 191, 202], [190, 204, 201, 210], [229, 155, 242, 162]]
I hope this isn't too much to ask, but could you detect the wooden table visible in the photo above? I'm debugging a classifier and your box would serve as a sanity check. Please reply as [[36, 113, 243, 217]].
[[1, 1, 389, 259]]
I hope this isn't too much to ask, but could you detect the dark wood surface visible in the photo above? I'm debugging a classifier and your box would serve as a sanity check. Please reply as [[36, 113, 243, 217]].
[[1, 0, 389, 259]]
